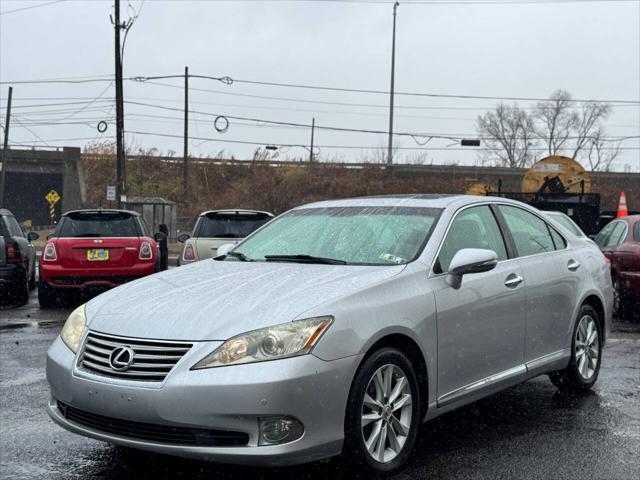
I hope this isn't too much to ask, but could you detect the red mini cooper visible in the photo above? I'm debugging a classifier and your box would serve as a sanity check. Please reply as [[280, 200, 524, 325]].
[[38, 209, 161, 307]]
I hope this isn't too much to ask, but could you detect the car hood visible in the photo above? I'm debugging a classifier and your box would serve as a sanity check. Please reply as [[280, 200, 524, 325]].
[[86, 259, 405, 341]]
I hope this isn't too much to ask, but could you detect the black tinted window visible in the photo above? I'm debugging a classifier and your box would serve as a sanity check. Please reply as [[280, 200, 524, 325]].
[[197, 213, 271, 238], [0, 218, 9, 236], [58, 212, 139, 238]]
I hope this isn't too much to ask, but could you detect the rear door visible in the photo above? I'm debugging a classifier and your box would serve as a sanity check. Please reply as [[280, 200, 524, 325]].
[[497, 205, 581, 362], [432, 205, 526, 405], [55, 212, 141, 268]]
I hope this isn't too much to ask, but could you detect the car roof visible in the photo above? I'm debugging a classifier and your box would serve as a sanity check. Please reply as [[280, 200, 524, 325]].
[[0, 208, 14, 217], [63, 209, 141, 217], [199, 209, 274, 216], [296, 194, 526, 210]]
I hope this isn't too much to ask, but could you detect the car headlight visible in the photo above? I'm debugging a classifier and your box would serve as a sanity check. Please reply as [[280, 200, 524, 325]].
[[60, 304, 86, 353], [192, 316, 333, 369]]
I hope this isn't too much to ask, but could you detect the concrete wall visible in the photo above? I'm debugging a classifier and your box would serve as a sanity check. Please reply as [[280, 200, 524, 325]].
[[2, 147, 83, 225]]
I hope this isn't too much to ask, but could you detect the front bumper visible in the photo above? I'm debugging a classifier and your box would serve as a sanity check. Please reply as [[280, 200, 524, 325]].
[[46, 335, 361, 466]]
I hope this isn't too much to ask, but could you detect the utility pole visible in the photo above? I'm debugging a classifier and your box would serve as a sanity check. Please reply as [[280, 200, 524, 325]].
[[387, 2, 399, 166], [309, 117, 315, 162], [0, 86, 12, 206], [114, 0, 126, 208], [183, 66, 189, 195]]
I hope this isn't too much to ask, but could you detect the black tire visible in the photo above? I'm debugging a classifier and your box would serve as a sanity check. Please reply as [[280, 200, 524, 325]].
[[28, 268, 36, 290], [612, 276, 628, 320], [549, 305, 603, 391], [343, 347, 421, 474], [15, 273, 30, 305], [38, 282, 58, 308]]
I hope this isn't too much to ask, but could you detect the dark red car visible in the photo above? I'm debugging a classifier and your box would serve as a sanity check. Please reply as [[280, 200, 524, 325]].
[[594, 214, 640, 318], [39, 209, 161, 307]]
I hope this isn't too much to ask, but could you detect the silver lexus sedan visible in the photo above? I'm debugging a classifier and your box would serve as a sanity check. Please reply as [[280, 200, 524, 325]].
[[46, 195, 612, 474]]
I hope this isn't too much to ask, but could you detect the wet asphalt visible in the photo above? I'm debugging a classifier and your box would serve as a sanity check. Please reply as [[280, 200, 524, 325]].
[[0, 292, 639, 480]]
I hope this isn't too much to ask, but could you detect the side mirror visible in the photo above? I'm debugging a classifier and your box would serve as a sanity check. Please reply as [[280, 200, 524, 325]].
[[27, 232, 40, 242], [154, 231, 167, 242], [177, 233, 190, 243], [446, 248, 498, 290], [216, 243, 235, 258], [46, 233, 54, 240]]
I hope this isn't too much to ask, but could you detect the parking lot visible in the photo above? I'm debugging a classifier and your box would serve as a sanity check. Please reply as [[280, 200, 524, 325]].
[[1, 290, 639, 480]]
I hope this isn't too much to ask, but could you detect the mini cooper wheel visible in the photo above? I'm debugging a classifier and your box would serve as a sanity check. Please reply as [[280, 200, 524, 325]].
[[549, 305, 603, 391], [344, 347, 420, 473]]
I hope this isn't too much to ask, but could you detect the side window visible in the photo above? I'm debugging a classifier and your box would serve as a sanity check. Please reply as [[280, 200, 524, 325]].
[[435, 206, 507, 273], [550, 228, 567, 250], [594, 221, 616, 247], [498, 205, 555, 257], [6, 216, 24, 237], [607, 223, 627, 247]]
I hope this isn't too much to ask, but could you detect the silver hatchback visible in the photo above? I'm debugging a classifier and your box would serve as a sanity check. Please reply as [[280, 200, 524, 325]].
[[46, 195, 612, 474]]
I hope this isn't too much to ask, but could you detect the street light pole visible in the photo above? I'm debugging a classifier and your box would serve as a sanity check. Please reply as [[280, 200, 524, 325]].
[[387, 1, 399, 166], [183, 66, 189, 195]]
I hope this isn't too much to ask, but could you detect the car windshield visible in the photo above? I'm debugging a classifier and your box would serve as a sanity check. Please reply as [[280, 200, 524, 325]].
[[548, 213, 584, 237], [196, 212, 272, 238], [231, 206, 442, 265], [58, 212, 139, 238]]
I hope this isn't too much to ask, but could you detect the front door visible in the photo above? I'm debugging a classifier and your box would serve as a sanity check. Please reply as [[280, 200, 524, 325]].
[[430, 205, 526, 404]]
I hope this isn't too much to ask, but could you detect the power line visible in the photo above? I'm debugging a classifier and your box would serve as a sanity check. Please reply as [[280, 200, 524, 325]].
[[5, 73, 638, 104], [0, 0, 68, 16]]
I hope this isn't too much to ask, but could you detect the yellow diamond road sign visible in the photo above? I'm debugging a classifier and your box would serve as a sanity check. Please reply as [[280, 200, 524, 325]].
[[45, 190, 61, 205]]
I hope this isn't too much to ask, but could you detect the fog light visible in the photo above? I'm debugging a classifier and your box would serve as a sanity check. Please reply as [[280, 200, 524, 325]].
[[258, 416, 304, 446]]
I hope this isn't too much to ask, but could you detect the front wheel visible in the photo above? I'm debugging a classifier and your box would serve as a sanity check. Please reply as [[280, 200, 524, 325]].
[[549, 305, 603, 391], [343, 347, 421, 474]]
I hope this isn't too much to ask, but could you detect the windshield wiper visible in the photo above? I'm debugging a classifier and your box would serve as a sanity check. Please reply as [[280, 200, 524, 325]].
[[225, 251, 254, 262], [264, 254, 347, 265]]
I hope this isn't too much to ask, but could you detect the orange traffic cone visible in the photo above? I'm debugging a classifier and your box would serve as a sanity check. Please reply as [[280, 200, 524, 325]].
[[616, 192, 629, 218]]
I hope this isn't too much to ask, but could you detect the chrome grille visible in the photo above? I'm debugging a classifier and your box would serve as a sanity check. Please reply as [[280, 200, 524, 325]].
[[78, 331, 192, 382]]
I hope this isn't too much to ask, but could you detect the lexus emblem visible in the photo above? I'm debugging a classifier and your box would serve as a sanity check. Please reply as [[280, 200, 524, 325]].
[[109, 346, 135, 371]]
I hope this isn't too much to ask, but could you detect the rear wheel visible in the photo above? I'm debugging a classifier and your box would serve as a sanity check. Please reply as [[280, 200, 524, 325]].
[[343, 348, 420, 474], [38, 282, 58, 308], [612, 276, 628, 320], [16, 273, 30, 305], [549, 305, 602, 391], [28, 268, 36, 290]]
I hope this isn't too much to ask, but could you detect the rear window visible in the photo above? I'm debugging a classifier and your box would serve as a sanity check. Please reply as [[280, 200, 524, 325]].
[[0, 218, 9, 236], [196, 212, 271, 238], [58, 212, 140, 238]]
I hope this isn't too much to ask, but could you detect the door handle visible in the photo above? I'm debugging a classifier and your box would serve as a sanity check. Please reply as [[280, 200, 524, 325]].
[[504, 274, 523, 288], [567, 260, 581, 271]]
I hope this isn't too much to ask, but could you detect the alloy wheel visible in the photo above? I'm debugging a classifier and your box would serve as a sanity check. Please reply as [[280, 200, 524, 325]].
[[361, 364, 413, 464], [575, 315, 599, 380]]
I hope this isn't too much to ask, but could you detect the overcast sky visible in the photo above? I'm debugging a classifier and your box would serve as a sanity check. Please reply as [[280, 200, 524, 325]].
[[1, 0, 639, 170]]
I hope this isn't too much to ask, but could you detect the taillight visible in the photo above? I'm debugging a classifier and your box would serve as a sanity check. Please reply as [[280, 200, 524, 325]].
[[139, 241, 153, 260], [183, 243, 196, 261], [604, 257, 611, 265], [6, 241, 21, 264], [43, 243, 57, 261]]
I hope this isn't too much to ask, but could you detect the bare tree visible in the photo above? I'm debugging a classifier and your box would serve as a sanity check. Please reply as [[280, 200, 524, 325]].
[[533, 89, 611, 161], [585, 127, 621, 172], [569, 101, 611, 160], [534, 89, 575, 156], [476, 103, 537, 168]]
